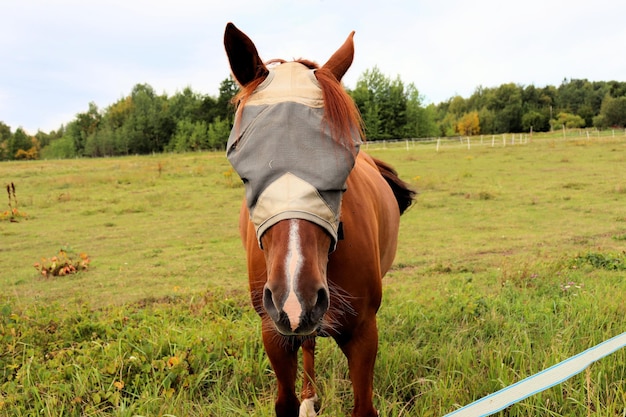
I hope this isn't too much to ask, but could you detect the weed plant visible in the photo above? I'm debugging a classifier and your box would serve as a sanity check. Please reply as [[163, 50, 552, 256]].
[[34, 247, 90, 277], [2, 182, 27, 222]]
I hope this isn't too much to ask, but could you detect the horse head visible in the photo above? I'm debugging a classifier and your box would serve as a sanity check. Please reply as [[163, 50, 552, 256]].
[[224, 23, 361, 336]]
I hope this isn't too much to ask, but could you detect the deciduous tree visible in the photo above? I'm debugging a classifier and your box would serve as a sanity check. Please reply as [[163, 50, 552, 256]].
[[594, 94, 626, 128], [457, 111, 480, 136]]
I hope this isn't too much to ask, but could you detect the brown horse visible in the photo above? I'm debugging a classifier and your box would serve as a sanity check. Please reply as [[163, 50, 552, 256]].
[[224, 23, 415, 417]]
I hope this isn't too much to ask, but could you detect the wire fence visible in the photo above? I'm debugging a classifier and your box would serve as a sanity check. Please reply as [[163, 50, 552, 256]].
[[362, 128, 626, 152]]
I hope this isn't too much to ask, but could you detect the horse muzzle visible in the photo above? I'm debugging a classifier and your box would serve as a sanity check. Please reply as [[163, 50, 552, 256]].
[[263, 284, 329, 336]]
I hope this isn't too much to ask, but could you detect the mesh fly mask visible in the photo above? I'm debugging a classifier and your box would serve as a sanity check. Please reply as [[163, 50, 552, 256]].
[[227, 62, 361, 251]]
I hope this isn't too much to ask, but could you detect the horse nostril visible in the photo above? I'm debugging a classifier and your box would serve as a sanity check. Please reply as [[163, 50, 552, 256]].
[[313, 287, 329, 316], [263, 287, 279, 320]]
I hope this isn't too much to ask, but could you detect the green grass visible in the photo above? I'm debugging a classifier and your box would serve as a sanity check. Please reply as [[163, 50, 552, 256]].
[[1, 136, 626, 416]]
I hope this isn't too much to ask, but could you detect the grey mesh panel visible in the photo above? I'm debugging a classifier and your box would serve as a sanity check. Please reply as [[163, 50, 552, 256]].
[[226, 64, 361, 250]]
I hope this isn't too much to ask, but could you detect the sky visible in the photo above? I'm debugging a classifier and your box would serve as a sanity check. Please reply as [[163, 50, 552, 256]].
[[2, 0, 625, 134]]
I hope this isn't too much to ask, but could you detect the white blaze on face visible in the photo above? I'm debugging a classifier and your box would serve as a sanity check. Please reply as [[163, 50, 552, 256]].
[[283, 220, 303, 331]]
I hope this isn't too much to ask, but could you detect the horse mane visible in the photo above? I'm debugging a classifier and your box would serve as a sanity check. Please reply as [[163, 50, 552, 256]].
[[232, 59, 364, 153], [372, 157, 417, 214]]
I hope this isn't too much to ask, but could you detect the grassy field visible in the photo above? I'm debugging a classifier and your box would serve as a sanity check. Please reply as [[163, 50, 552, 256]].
[[1, 134, 625, 416]]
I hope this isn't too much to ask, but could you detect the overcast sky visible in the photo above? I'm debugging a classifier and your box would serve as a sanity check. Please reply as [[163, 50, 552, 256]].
[[2, 0, 625, 134]]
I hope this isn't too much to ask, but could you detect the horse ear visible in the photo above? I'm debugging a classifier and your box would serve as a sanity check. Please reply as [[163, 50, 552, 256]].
[[224, 22, 268, 86], [321, 31, 355, 82]]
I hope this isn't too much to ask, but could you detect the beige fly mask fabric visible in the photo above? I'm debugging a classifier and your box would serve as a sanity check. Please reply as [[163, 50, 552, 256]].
[[227, 62, 361, 251]]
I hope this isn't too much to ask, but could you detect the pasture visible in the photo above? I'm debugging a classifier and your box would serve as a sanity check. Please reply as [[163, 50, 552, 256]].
[[1, 134, 625, 416]]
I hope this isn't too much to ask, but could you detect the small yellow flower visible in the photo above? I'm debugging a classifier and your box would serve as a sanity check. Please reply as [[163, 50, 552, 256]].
[[168, 356, 180, 367]]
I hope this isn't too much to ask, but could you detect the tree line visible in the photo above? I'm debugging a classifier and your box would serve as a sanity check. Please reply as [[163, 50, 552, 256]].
[[1, 68, 626, 160], [0, 78, 238, 161]]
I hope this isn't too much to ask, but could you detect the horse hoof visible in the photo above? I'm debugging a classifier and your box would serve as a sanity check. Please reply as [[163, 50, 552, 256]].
[[299, 394, 319, 417]]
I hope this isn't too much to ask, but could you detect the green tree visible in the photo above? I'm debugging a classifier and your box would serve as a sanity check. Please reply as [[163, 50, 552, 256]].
[[8, 128, 33, 159], [85, 124, 117, 157], [215, 77, 238, 122], [86, 95, 138, 156], [351, 67, 388, 139], [169, 119, 208, 152], [382, 76, 408, 138], [594, 94, 626, 128], [447, 95, 468, 117], [521, 110, 548, 133], [438, 112, 458, 137], [466, 85, 489, 112], [489, 83, 523, 133], [125, 84, 171, 154], [557, 79, 608, 126], [551, 112, 585, 129], [207, 117, 232, 149], [0, 121, 11, 160], [403, 84, 438, 138], [520, 85, 552, 132], [607, 81, 626, 98], [351, 67, 434, 139], [168, 87, 205, 123], [477, 107, 496, 135], [40, 135, 76, 159], [67, 102, 101, 156]]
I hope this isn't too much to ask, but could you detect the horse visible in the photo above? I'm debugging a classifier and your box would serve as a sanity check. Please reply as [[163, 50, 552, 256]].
[[223, 23, 415, 417]]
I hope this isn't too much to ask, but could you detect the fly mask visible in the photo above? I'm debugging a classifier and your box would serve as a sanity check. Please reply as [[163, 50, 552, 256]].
[[227, 62, 361, 251]]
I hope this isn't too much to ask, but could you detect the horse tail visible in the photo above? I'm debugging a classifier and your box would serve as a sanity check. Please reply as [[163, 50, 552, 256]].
[[372, 157, 416, 215]]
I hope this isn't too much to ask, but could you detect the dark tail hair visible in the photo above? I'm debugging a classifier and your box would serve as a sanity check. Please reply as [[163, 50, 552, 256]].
[[372, 158, 416, 215]]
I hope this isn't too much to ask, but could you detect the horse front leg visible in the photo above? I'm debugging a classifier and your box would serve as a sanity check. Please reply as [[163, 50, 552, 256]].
[[338, 319, 379, 417], [300, 338, 319, 417], [262, 320, 301, 417]]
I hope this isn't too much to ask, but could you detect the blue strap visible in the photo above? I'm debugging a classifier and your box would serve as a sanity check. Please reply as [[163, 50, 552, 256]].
[[444, 332, 626, 417]]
